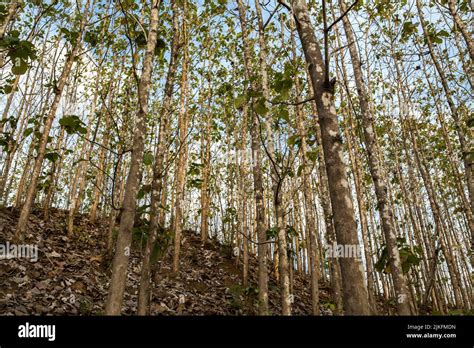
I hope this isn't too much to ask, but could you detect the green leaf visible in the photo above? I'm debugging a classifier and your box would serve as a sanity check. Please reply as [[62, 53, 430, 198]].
[[23, 128, 34, 138], [2, 83, 13, 94], [59, 115, 87, 135], [401, 21, 417, 42], [137, 184, 152, 200], [306, 150, 318, 162], [143, 152, 154, 166], [135, 31, 147, 48], [276, 108, 290, 123], [11, 58, 27, 75], [234, 94, 246, 109], [286, 225, 298, 237], [375, 240, 422, 274], [45, 152, 60, 163], [188, 178, 203, 189], [266, 226, 278, 240], [255, 99, 269, 116], [84, 31, 98, 47], [154, 38, 166, 55], [375, 247, 388, 273], [297, 164, 304, 177], [437, 29, 449, 37], [287, 134, 301, 147], [60, 27, 79, 43]]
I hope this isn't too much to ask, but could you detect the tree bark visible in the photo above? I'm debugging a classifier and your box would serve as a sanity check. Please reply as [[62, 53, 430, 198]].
[[236, 0, 269, 315], [15, 0, 91, 241], [447, 0, 474, 62], [338, 0, 411, 315], [291, 0, 370, 314], [172, 5, 190, 273], [417, 0, 474, 223], [290, 17, 320, 315], [137, 0, 179, 315], [106, 0, 162, 315]]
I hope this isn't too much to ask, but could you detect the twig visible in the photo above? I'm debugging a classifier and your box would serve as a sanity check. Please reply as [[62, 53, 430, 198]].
[[234, 227, 275, 245], [263, 3, 281, 30], [322, 0, 330, 85], [268, 95, 315, 106]]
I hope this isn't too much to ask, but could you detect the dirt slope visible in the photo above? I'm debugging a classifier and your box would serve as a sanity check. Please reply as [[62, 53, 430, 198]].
[[0, 207, 333, 315]]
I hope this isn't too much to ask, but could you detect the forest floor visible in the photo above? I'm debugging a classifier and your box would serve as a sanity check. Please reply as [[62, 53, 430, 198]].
[[0, 206, 339, 315]]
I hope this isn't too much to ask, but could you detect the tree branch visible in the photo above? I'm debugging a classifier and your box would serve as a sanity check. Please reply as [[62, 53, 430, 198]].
[[326, 0, 359, 33], [268, 95, 315, 106], [263, 2, 281, 30]]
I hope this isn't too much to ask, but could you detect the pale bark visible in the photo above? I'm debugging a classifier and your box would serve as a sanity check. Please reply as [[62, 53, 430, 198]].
[[106, 0, 162, 315], [15, 0, 91, 240], [291, 0, 370, 314], [236, 0, 269, 315], [43, 128, 65, 219], [200, 93, 212, 243], [66, 112, 95, 235], [137, 0, 178, 315], [417, 0, 474, 222], [447, 0, 474, 62], [290, 18, 319, 315], [0, 0, 18, 39], [255, 0, 291, 315], [339, 0, 411, 315], [172, 7, 190, 273]]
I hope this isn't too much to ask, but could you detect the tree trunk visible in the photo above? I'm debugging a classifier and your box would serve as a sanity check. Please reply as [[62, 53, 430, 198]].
[[290, 17, 320, 315], [236, 0, 269, 315], [447, 0, 474, 62], [106, 0, 161, 315], [417, 0, 474, 222], [43, 128, 65, 219], [338, 0, 411, 315], [0, 0, 18, 39], [200, 94, 212, 243], [15, 0, 91, 241], [136, 0, 178, 315], [172, 6, 190, 273], [291, 0, 370, 314]]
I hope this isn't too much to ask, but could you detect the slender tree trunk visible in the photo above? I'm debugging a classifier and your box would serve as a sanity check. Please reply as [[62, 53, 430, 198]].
[[236, 0, 269, 315], [393, 52, 467, 310], [136, 0, 178, 315], [43, 128, 65, 219], [338, 0, 411, 315], [417, 0, 474, 222], [312, 119, 343, 314], [254, 0, 292, 315], [420, 58, 474, 237], [0, 0, 18, 39], [89, 113, 110, 222], [67, 112, 95, 235], [291, 0, 370, 314], [15, 0, 91, 241], [239, 106, 249, 286], [447, 0, 474, 62], [90, 67, 121, 222], [290, 18, 319, 315], [200, 93, 212, 243], [107, 156, 125, 255], [0, 72, 32, 203], [106, 0, 162, 315], [172, 6, 190, 273]]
